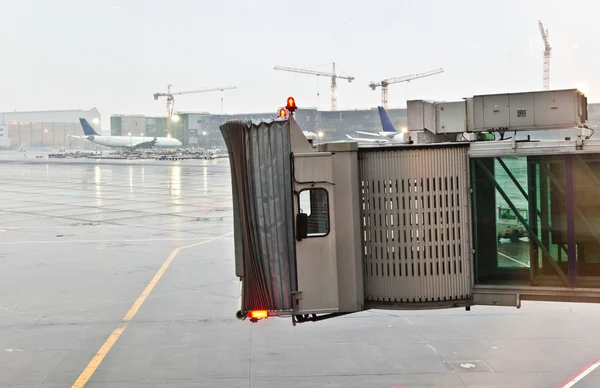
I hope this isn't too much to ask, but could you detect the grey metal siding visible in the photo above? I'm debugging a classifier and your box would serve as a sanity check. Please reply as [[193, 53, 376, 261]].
[[358, 146, 471, 305]]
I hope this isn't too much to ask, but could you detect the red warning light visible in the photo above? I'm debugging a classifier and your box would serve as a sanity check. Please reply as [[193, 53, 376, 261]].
[[278, 108, 287, 118], [286, 96, 297, 113], [248, 310, 268, 322]]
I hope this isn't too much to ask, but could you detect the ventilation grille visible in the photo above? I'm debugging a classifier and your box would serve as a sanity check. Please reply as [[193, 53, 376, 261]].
[[358, 146, 471, 304]]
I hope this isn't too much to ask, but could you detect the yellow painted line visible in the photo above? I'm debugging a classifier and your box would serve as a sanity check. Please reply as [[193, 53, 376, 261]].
[[71, 231, 232, 388]]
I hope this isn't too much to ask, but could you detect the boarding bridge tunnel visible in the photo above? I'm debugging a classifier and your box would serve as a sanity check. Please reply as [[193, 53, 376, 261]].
[[220, 89, 600, 324]]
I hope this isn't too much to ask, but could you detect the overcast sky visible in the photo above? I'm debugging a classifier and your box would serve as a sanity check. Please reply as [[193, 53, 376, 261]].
[[1, 0, 598, 129]]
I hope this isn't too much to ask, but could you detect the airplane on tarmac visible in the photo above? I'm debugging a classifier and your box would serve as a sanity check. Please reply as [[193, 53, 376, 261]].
[[345, 106, 409, 144], [71, 118, 182, 149]]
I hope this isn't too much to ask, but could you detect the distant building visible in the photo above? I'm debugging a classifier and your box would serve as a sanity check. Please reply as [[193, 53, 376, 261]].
[[146, 117, 167, 138], [589, 103, 600, 129], [110, 115, 169, 139], [164, 112, 210, 146], [0, 108, 101, 149], [111, 108, 408, 148], [197, 107, 408, 148], [110, 115, 147, 136], [111, 103, 600, 149], [172, 112, 227, 147], [0, 124, 8, 149]]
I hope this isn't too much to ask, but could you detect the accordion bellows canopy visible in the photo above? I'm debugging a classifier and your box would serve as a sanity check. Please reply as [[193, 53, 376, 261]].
[[220, 119, 296, 314]]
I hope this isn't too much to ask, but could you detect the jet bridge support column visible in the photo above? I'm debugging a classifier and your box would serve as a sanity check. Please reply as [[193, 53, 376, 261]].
[[317, 142, 364, 312]]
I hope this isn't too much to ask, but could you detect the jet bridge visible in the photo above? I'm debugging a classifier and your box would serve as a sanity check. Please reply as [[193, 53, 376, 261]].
[[221, 89, 600, 325]]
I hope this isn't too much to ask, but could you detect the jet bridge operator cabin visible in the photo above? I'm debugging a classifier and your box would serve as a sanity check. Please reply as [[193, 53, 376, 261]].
[[220, 89, 600, 325]]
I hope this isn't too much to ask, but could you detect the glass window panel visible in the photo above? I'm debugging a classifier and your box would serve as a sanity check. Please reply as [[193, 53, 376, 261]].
[[472, 153, 600, 288], [299, 189, 329, 237]]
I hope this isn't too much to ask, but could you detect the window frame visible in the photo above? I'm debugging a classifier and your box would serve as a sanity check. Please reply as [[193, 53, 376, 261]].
[[297, 187, 331, 238]]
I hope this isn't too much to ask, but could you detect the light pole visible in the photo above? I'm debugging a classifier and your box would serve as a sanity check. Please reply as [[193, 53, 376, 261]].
[[92, 118, 100, 133], [170, 115, 179, 139]]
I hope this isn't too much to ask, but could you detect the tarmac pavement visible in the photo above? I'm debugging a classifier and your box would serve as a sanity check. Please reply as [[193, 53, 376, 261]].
[[1, 158, 599, 388]]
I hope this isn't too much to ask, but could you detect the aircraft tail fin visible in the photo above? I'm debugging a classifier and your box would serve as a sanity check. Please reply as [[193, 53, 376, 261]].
[[79, 118, 99, 136], [378, 106, 397, 133]]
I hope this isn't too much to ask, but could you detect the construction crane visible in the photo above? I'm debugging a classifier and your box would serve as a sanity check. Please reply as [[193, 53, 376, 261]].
[[274, 62, 354, 111], [369, 68, 444, 109], [538, 20, 551, 90], [153, 85, 236, 137]]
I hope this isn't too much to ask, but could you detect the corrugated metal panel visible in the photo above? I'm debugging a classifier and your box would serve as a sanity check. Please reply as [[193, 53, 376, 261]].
[[220, 119, 296, 315], [358, 146, 471, 305]]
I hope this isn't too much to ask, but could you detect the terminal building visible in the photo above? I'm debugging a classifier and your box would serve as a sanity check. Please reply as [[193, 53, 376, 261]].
[[111, 103, 600, 149], [0, 106, 407, 150], [109, 107, 409, 148], [0, 108, 102, 149], [1, 102, 598, 150]]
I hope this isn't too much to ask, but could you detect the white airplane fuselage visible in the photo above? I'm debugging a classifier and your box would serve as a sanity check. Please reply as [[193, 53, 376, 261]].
[[373, 131, 409, 142], [346, 131, 409, 144], [80, 135, 182, 149]]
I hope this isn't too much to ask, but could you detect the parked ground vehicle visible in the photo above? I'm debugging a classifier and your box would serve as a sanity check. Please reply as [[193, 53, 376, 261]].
[[497, 206, 528, 243]]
